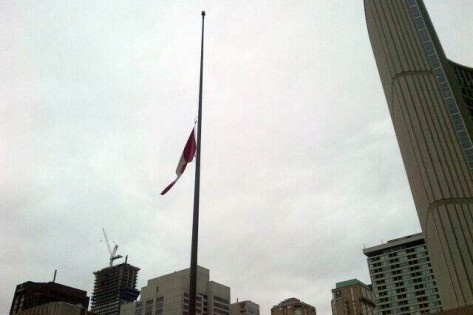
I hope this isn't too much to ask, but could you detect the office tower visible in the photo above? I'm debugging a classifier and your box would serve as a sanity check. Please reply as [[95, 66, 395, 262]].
[[363, 233, 442, 315], [331, 279, 376, 315], [14, 302, 100, 315], [120, 266, 230, 315], [91, 262, 140, 315], [9, 281, 89, 315], [271, 298, 316, 315], [229, 300, 260, 315], [364, 0, 473, 310]]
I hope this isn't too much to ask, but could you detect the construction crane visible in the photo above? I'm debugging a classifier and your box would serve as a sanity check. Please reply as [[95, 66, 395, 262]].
[[102, 228, 123, 266]]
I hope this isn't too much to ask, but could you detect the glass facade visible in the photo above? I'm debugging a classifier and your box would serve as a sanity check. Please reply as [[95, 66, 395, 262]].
[[406, 0, 473, 168], [451, 62, 473, 120]]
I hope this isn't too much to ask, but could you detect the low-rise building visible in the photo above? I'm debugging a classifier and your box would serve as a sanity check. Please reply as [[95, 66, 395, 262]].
[[15, 302, 100, 315], [271, 298, 316, 315], [10, 281, 89, 315], [331, 279, 376, 315], [230, 300, 259, 315]]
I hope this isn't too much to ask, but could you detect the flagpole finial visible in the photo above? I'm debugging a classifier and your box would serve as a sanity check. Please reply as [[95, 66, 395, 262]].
[[202, 11, 206, 16]]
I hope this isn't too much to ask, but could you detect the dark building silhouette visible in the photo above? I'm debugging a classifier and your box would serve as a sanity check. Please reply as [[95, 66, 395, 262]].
[[365, 0, 473, 310], [91, 262, 140, 315], [9, 281, 89, 315]]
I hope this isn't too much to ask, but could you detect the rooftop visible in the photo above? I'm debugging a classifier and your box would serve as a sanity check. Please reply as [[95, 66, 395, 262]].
[[335, 279, 370, 289], [363, 232, 424, 256]]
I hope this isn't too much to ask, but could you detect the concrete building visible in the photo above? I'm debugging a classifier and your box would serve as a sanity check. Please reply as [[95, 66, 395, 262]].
[[331, 279, 376, 315], [9, 281, 89, 315], [271, 298, 316, 315], [363, 233, 442, 315], [91, 262, 140, 315], [14, 302, 100, 315], [364, 0, 473, 310], [229, 300, 259, 315], [120, 266, 230, 315]]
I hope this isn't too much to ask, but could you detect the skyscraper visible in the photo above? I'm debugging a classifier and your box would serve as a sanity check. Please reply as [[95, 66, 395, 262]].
[[91, 262, 140, 315], [363, 233, 442, 315], [331, 279, 376, 315], [364, 0, 473, 310]]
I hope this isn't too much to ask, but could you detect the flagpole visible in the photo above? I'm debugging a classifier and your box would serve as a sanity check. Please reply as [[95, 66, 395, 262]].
[[189, 11, 205, 315]]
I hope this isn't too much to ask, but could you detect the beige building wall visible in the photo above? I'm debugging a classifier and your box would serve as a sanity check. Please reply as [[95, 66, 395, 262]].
[[15, 302, 98, 315], [229, 300, 259, 315], [120, 266, 230, 315], [364, 0, 473, 309], [331, 279, 375, 315]]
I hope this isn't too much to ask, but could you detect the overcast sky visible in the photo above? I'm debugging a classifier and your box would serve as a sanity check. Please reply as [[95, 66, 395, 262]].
[[1, 1, 473, 315]]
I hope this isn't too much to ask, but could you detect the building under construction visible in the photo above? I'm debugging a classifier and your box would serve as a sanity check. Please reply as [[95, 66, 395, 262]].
[[91, 262, 140, 315]]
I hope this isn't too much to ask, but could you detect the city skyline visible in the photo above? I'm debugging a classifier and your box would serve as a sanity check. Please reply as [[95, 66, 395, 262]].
[[1, 1, 472, 315]]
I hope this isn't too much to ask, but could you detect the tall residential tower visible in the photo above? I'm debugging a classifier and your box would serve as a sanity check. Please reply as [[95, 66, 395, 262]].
[[364, 233, 442, 315], [364, 0, 473, 310]]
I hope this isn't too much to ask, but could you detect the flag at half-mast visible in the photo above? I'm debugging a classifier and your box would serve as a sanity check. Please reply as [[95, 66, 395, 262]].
[[161, 128, 197, 195]]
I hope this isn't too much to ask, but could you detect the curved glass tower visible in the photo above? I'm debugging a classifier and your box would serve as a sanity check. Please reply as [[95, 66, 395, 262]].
[[364, 0, 473, 310]]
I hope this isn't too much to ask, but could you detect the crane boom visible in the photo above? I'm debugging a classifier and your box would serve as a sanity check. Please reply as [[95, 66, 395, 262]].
[[102, 228, 123, 266], [111, 245, 118, 257], [102, 228, 112, 255]]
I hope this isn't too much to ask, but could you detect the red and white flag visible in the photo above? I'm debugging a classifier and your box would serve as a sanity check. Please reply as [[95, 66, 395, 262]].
[[161, 128, 197, 195]]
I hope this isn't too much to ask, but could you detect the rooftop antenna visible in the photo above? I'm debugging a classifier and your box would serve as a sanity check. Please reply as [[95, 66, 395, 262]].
[[53, 270, 57, 283], [102, 228, 123, 266]]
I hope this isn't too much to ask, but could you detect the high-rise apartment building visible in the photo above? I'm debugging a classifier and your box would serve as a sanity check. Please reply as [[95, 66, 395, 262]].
[[331, 279, 376, 315], [229, 300, 260, 315], [363, 233, 442, 315], [9, 281, 89, 315], [364, 0, 473, 310], [271, 298, 316, 315], [120, 266, 230, 315], [91, 262, 140, 315]]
